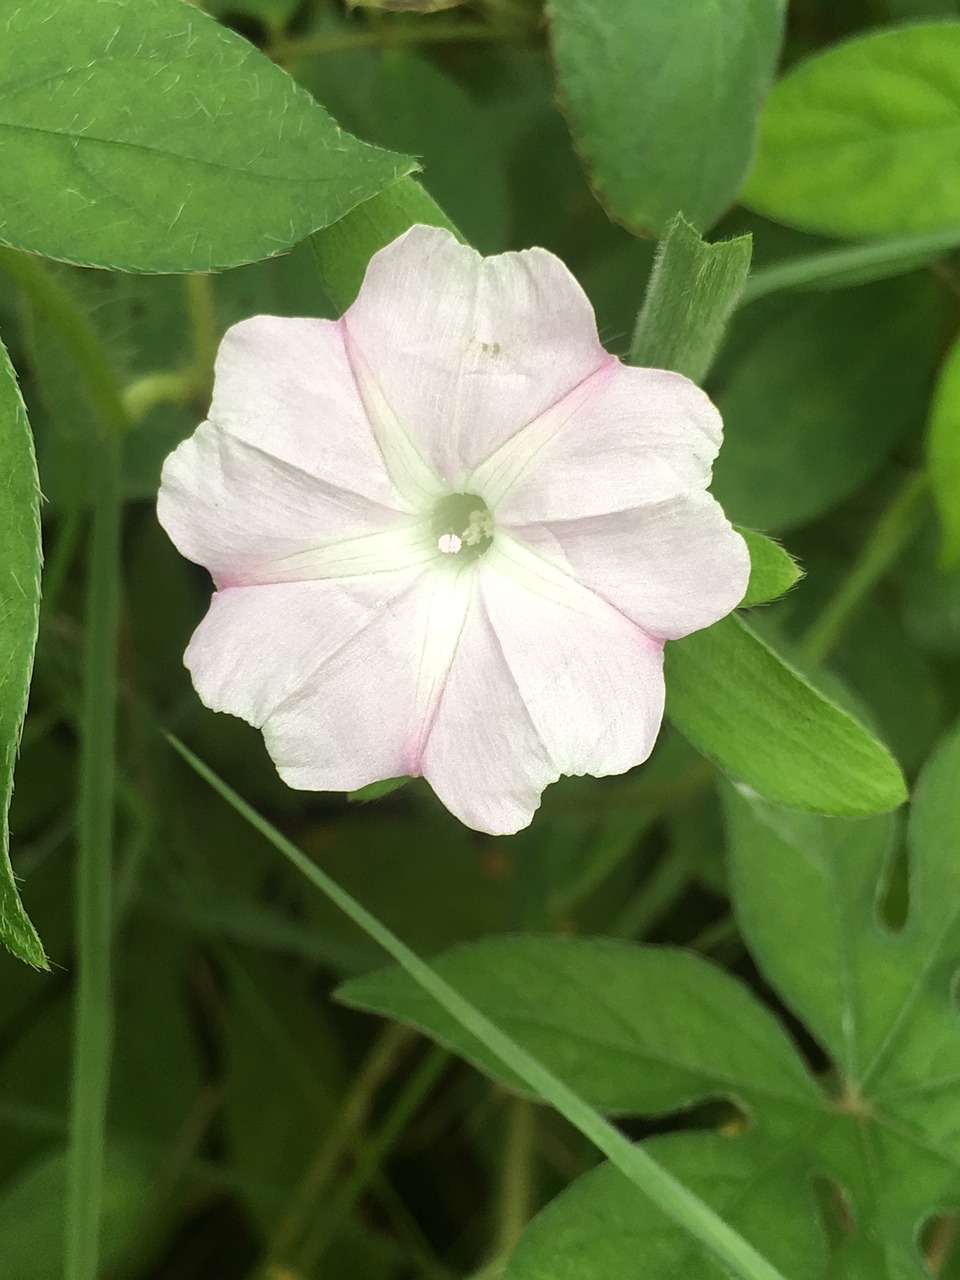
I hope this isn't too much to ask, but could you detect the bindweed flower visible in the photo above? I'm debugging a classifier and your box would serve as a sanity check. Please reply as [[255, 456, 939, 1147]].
[[157, 226, 749, 835]]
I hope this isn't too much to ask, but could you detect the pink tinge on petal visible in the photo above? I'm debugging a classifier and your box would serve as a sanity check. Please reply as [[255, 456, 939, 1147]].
[[507, 494, 751, 642], [477, 559, 666, 780], [418, 557, 667, 835], [158, 421, 419, 589], [418, 581, 558, 835], [482, 362, 724, 524], [206, 314, 401, 510], [342, 224, 609, 488]]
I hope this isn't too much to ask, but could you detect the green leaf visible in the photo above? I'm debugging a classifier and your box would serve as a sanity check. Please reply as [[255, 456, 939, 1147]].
[[347, 777, 409, 803], [548, 0, 786, 235], [504, 1132, 825, 1280], [0, 0, 414, 271], [170, 737, 790, 1280], [719, 718, 960, 1273], [742, 22, 960, 237], [664, 614, 907, 815], [0, 336, 46, 969], [927, 331, 960, 568], [712, 273, 942, 531], [742, 226, 960, 304], [738, 528, 802, 607], [337, 937, 820, 1118], [629, 215, 752, 383], [312, 178, 460, 313]]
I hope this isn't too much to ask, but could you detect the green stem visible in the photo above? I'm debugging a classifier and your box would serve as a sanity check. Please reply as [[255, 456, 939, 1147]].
[[611, 849, 693, 940], [184, 273, 218, 402], [297, 1045, 450, 1273], [0, 247, 129, 434], [269, 19, 498, 62], [801, 471, 927, 664], [494, 1097, 537, 1265], [66, 432, 122, 1280], [121, 369, 198, 423], [740, 227, 960, 305], [263, 1022, 414, 1269], [172, 739, 790, 1280]]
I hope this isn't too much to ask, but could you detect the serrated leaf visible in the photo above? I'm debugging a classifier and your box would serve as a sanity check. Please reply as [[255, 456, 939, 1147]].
[[629, 214, 752, 384], [742, 22, 960, 237], [548, 0, 786, 235], [0, 335, 46, 969], [337, 936, 820, 1118], [0, 0, 414, 271], [927, 331, 960, 568], [737, 528, 802, 607], [664, 614, 907, 816]]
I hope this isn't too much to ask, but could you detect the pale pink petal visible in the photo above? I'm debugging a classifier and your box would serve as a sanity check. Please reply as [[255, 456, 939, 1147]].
[[469, 363, 723, 523], [343, 225, 609, 487], [158, 421, 427, 589], [507, 494, 750, 641], [207, 315, 402, 510], [259, 570, 476, 793], [187, 571, 478, 790], [418, 581, 557, 835], [420, 552, 666, 834]]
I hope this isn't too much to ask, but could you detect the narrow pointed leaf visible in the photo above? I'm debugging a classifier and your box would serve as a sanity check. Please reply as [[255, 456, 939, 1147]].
[[630, 215, 752, 383], [738, 528, 802, 607], [665, 615, 907, 815], [0, 335, 46, 968]]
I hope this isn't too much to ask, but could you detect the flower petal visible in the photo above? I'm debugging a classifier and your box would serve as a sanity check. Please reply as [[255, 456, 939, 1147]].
[[158, 421, 426, 589], [206, 314, 401, 509], [343, 225, 609, 486], [506, 494, 750, 641], [471, 363, 723, 523], [419, 554, 666, 834], [186, 572, 434, 789], [418, 581, 557, 835]]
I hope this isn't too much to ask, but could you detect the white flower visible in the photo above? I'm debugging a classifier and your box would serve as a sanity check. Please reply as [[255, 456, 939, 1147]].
[[157, 225, 749, 835]]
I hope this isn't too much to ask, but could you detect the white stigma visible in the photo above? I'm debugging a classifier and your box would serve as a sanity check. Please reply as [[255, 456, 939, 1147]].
[[438, 532, 463, 555]]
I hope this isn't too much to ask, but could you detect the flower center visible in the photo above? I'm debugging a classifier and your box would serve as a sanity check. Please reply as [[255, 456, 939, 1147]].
[[432, 492, 494, 561]]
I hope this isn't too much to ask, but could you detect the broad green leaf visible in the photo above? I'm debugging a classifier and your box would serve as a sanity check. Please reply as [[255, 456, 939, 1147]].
[[337, 936, 820, 1119], [0, 0, 414, 271], [742, 22, 960, 237], [629, 215, 752, 383], [664, 614, 907, 815], [172, 738, 790, 1280], [712, 274, 942, 531], [312, 178, 460, 313], [504, 1133, 825, 1280], [927, 331, 960, 568], [720, 717, 960, 1275], [0, 337, 46, 969], [548, 0, 786, 234], [738, 528, 802, 607]]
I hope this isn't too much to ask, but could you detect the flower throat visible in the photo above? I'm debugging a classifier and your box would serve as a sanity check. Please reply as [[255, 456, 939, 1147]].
[[433, 492, 494, 561]]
